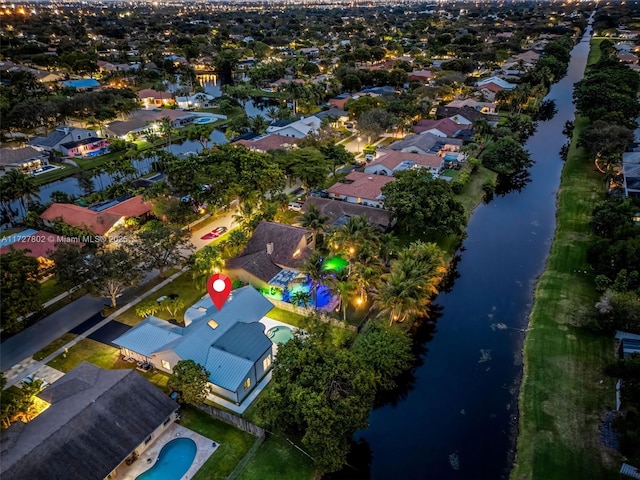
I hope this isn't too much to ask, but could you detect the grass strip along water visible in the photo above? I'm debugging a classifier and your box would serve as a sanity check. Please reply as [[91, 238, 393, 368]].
[[511, 38, 618, 480]]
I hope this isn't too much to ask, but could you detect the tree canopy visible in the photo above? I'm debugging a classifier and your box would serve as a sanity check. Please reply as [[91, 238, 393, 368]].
[[168, 359, 211, 405]]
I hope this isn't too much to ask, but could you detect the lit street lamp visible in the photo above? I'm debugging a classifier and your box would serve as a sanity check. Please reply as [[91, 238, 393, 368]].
[[357, 136, 362, 153]]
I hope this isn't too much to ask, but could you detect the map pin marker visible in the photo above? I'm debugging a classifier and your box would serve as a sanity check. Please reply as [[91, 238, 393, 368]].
[[207, 273, 232, 311]]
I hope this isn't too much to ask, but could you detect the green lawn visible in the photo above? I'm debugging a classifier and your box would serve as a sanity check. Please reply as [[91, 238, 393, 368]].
[[454, 165, 497, 218], [265, 307, 306, 327], [235, 435, 316, 480], [33, 332, 77, 361], [511, 73, 618, 480], [179, 406, 256, 480], [116, 270, 202, 326], [47, 338, 169, 390], [37, 277, 71, 305]]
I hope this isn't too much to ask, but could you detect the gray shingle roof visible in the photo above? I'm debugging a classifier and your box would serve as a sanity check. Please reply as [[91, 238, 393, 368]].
[[0, 362, 177, 480], [303, 197, 392, 231], [0, 146, 45, 166], [239, 221, 313, 269], [225, 250, 283, 283]]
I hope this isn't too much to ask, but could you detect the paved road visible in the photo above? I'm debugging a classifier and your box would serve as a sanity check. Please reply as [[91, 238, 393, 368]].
[[0, 295, 105, 371]]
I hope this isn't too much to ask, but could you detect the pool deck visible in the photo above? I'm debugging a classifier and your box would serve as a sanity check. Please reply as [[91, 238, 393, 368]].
[[117, 422, 218, 480]]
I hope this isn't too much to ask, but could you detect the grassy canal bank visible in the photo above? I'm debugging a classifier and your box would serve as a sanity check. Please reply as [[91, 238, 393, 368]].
[[511, 38, 618, 480]]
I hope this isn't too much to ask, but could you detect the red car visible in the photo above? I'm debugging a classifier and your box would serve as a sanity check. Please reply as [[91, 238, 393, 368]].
[[200, 226, 228, 240]]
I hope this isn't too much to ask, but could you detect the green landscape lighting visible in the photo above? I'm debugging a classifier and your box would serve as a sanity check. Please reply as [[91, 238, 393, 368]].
[[322, 256, 348, 272]]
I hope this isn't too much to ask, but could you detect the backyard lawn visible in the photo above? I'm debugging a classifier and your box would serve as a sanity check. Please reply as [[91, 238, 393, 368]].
[[179, 406, 256, 480], [235, 435, 316, 480], [47, 338, 169, 390]]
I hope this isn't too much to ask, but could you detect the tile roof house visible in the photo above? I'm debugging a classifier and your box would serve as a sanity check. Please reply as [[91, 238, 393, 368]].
[[0, 362, 178, 480], [40, 195, 152, 236], [389, 133, 463, 156], [364, 150, 444, 177], [413, 118, 462, 137], [302, 197, 393, 232], [234, 134, 302, 153], [446, 99, 497, 114], [326, 171, 394, 208], [475, 76, 516, 90], [0, 146, 49, 176], [137, 88, 175, 106], [408, 69, 434, 82], [434, 106, 487, 125], [226, 222, 315, 287], [0, 230, 83, 269], [113, 286, 275, 404]]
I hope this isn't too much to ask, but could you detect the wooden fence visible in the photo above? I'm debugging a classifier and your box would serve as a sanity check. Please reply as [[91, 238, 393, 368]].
[[197, 403, 265, 437]]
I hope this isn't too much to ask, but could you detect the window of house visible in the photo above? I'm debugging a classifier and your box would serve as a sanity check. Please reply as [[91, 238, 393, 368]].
[[243, 378, 251, 390], [161, 360, 170, 370], [263, 355, 272, 371]]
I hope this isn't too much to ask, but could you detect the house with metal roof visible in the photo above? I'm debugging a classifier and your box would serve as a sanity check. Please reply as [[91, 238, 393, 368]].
[[113, 285, 275, 404]]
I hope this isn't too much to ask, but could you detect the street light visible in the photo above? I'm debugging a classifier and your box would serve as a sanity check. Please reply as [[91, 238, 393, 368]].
[[357, 137, 362, 153]]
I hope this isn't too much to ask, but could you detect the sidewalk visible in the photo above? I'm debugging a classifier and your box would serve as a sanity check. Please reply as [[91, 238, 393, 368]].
[[3, 267, 188, 388]]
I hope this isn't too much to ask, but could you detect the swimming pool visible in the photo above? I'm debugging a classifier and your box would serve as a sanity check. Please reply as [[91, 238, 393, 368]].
[[284, 278, 332, 308], [136, 438, 197, 480], [194, 117, 214, 124], [266, 325, 294, 344], [444, 153, 459, 162]]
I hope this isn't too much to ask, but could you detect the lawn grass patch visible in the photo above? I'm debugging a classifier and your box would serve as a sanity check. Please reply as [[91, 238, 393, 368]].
[[264, 307, 306, 327], [455, 165, 497, 218], [46, 337, 169, 390], [235, 434, 317, 480], [179, 406, 256, 480], [37, 278, 68, 305], [33, 332, 77, 361], [511, 41, 618, 479]]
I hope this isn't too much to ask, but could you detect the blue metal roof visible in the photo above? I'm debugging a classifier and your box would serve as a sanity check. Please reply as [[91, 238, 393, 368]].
[[112, 286, 274, 389]]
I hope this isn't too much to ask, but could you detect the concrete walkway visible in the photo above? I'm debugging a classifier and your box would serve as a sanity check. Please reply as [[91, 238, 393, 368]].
[[3, 268, 187, 388]]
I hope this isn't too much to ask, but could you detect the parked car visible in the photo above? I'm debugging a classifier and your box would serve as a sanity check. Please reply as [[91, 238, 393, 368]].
[[200, 226, 228, 240], [365, 153, 375, 162], [309, 190, 329, 198], [288, 201, 304, 212]]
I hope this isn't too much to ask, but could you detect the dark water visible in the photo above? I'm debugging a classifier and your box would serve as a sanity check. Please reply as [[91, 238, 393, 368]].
[[356, 20, 594, 480]]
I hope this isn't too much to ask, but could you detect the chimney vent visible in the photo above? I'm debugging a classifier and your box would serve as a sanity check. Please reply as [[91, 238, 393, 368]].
[[266, 242, 274, 255]]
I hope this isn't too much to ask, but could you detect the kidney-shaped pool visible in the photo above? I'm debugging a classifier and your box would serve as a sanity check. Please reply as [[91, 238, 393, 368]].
[[136, 437, 197, 480]]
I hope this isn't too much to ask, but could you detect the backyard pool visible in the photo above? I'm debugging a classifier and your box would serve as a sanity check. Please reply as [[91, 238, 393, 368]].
[[444, 153, 459, 162], [193, 117, 214, 124], [266, 325, 294, 344], [32, 165, 61, 176], [284, 279, 332, 309], [135, 438, 197, 480]]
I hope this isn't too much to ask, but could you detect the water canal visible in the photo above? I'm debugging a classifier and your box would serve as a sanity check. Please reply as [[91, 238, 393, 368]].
[[356, 18, 594, 480]]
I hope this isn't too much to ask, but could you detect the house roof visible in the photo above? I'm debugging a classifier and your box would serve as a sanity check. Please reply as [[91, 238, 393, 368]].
[[234, 134, 301, 152], [107, 118, 148, 136], [0, 231, 82, 259], [214, 322, 272, 361], [314, 108, 349, 120], [302, 197, 392, 230], [327, 171, 394, 202], [366, 150, 444, 171], [414, 118, 461, 136], [226, 250, 283, 283], [40, 195, 151, 235], [60, 137, 106, 149], [113, 286, 274, 392], [239, 221, 313, 269], [0, 362, 177, 480], [0, 146, 45, 166], [137, 88, 173, 99], [389, 133, 463, 153], [435, 106, 486, 123], [408, 69, 433, 80], [446, 99, 497, 111]]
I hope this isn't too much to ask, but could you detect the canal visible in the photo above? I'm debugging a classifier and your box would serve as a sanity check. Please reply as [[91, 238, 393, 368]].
[[356, 18, 594, 480]]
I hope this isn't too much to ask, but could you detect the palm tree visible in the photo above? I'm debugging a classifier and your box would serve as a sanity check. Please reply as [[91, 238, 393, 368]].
[[11, 171, 40, 214], [159, 117, 176, 148], [190, 245, 225, 288], [266, 106, 279, 121], [233, 200, 261, 234], [329, 215, 380, 261], [135, 299, 161, 318], [290, 290, 312, 308], [250, 114, 270, 134], [326, 269, 356, 323], [224, 229, 249, 256], [300, 204, 329, 246], [301, 251, 327, 309], [374, 270, 426, 326]]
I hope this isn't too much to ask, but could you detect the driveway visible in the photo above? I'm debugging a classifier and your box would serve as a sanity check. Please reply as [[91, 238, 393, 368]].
[[0, 295, 105, 371]]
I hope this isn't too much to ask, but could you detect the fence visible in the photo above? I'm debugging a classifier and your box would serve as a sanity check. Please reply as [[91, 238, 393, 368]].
[[267, 298, 357, 332], [226, 432, 266, 480], [197, 403, 265, 437]]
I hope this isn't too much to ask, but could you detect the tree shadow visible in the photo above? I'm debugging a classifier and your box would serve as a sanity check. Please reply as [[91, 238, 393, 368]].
[[495, 170, 531, 196]]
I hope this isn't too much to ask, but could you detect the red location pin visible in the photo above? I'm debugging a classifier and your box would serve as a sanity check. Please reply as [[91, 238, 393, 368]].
[[207, 273, 232, 311]]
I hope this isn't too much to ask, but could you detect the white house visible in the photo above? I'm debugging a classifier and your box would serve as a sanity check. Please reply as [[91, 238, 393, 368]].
[[176, 93, 217, 110], [266, 116, 322, 138]]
